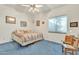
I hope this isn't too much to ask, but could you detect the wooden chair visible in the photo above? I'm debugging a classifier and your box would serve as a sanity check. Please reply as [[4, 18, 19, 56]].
[[62, 35, 78, 55]]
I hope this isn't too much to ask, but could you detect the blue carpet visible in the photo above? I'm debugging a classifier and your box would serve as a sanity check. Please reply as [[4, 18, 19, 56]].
[[0, 40, 78, 55]]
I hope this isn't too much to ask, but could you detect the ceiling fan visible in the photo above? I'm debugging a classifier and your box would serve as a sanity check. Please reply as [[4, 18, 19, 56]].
[[21, 4, 43, 13]]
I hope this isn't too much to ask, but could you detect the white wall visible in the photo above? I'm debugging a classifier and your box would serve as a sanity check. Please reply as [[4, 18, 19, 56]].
[[34, 5, 79, 44], [1, 5, 79, 44], [0, 5, 33, 44]]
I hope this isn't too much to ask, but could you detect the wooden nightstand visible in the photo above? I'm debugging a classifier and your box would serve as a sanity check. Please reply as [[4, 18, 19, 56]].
[[62, 35, 77, 55]]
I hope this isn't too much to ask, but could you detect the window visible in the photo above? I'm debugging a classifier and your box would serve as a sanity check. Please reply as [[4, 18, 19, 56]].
[[48, 16, 67, 33]]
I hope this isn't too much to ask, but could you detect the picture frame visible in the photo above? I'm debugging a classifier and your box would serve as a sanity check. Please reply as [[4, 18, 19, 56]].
[[6, 16, 16, 24], [36, 20, 40, 26], [70, 22, 78, 27], [20, 21, 27, 27], [42, 21, 45, 24]]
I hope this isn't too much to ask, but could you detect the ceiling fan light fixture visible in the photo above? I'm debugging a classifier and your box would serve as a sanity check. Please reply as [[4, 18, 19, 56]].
[[21, 4, 42, 13], [28, 7, 33, 12], [28, 7, 40, 13], [34, 8, 39, 12]]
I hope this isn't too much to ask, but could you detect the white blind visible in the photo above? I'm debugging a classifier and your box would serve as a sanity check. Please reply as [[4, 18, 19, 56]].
[[48, 16, 67, 33]]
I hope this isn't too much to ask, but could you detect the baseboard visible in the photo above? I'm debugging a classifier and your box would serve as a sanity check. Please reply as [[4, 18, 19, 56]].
[[44, 39, 62, 44]]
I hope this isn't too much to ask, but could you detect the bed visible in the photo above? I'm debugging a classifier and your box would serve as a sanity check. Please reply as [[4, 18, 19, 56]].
[[11, 30, 43, 46]]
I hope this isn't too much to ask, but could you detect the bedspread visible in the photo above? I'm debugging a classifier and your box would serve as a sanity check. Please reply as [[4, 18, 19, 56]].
[[11, 31, 43, 46]]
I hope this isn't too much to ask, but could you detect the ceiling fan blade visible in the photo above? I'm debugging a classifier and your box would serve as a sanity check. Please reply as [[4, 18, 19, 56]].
[[21, 4, 31, 7], [35, 5, 43, 8], [21, 4, 42, 13], [28, 7, 33, 12]]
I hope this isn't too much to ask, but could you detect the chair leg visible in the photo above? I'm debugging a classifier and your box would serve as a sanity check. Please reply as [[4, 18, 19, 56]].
[[63, 48, 67, 55], [72, 50, 77, 55], [74, 50, 77, 55], [72, 51, 74, 55], [62, 45, 64, 53], [75, 51, 77, 55], [64, 49, 67, 55]]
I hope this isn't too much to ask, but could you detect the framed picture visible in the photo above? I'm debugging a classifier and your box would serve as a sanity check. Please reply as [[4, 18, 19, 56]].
[[6, 16, 16, 24], [20, 21, 27, 27], [36, 20, 40, 26], [70, 22, 78, 27], [42, 21, 45, 24]]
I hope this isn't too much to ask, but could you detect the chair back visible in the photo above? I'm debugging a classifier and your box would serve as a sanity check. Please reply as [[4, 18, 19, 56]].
[[65, 35, 75, 46]]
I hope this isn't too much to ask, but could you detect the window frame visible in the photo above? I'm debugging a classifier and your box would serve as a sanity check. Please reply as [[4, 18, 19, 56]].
[[48, 15, 68, 34]]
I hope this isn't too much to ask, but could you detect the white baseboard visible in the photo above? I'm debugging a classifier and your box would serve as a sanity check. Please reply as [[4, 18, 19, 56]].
[[44, 38, 62, 44]]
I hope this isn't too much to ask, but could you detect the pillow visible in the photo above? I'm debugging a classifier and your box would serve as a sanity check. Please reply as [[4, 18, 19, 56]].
[[25, 30, 32, 33], [19, 30, 25, 33], [27, 30, 32, 33], [16, 30, 24, 34], [23, 30, 28, 33], [14, 31, 23, 37]]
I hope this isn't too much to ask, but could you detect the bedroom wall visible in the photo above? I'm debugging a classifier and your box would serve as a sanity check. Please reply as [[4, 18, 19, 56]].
[[0, 5, 79, 44], [34, 5, 79, 44], [0, 5, 33, 44]]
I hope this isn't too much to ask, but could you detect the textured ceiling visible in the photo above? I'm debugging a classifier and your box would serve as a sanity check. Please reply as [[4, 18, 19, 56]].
[[0, 4, 66, 20], [2, 4, 65, 13], [0, 4, 79, 21]]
